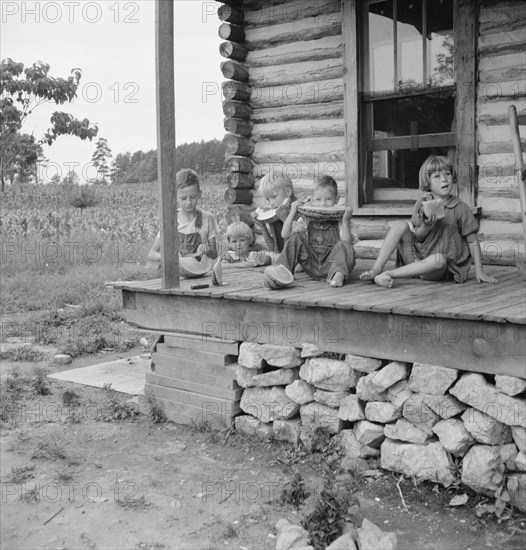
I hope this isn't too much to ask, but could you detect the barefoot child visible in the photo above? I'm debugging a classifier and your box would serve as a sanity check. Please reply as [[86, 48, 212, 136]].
[[148, 169, 218, 263], [222, 221, 271, 266], [269, 175, 355, 287], [360, 155, 498, 287]]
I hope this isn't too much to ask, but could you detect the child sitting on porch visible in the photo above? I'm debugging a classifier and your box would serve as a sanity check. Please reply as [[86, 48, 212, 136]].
[[221, 221, 271, 266], [269, 174, 355, 287], [360, 154, 498, 287], [254, 173, 297, 254], [148, 168, 218, 262]]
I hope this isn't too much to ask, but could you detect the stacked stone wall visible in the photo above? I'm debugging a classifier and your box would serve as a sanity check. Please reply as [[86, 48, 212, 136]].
[[234, 342, 526, 512]]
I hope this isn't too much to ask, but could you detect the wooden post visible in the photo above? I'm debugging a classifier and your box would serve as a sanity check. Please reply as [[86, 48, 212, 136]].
[[156, 0, 179, 288]]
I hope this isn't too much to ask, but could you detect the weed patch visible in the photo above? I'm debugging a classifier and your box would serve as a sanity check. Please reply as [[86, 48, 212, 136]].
[[102, 384, 139, 422], [281, 472, 310, 508], [146, 397, 167, 424], [31, 367, 51, 395], [0, 346, 46, 362]]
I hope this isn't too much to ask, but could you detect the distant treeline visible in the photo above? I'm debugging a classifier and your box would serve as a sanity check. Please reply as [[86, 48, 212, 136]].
[[112, 139, 226, 183]]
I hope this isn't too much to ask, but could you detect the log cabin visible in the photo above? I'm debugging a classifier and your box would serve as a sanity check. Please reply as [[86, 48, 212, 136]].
[[116, 0, 526, 443]]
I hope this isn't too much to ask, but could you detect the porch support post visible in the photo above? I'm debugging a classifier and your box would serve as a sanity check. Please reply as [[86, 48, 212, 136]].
[[156, 0, 179, 288]]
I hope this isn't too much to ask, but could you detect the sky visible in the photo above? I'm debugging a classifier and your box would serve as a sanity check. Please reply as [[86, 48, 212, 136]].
[[1, 0, 225, 183]]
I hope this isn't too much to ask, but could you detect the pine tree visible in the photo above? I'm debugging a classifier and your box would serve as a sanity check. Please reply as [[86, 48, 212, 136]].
[[91, 138, 113, 184]]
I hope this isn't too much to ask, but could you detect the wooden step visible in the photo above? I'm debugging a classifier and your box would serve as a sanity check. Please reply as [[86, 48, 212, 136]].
[[156, 343, 237, 366], [164, 332, 239, 354]]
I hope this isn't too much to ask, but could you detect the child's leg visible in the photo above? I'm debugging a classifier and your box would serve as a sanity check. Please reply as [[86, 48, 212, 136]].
[[360, 221, 414, 280], [326, 242, 355, 287], [274, 233, 305, 274], [373, 253, 447, 287]]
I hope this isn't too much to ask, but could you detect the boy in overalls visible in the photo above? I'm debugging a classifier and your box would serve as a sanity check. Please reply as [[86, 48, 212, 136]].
[[273, 175, 355, 287], [148, 169, 218, 263]]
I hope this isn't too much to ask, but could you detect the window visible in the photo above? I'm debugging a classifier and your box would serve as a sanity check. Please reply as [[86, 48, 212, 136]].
[[343, 0, 476, 212]]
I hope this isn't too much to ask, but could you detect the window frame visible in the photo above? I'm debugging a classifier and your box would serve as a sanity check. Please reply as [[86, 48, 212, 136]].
[[342, 0, 477, 215]]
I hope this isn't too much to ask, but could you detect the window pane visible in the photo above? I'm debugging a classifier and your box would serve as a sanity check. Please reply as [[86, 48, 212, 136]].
[[427, 0, 454, 86], [368, 1, 394, 92], [397, 0, 424, 88]]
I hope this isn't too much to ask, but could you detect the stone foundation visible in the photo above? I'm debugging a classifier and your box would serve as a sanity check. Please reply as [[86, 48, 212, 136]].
[[235, 342, 526, 511]]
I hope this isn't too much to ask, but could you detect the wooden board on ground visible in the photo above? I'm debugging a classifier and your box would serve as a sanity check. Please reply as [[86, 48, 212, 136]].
[[146, 372, 242, 400]]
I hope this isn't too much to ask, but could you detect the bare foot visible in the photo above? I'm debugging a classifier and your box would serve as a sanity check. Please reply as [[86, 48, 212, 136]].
[[373, 272, 393, 288], [359, 267, 381, 281], [328, 272, 345, 287]]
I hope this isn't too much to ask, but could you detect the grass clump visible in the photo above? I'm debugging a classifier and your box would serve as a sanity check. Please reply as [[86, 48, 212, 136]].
[[0, 346, 45, 362], [147, 397, 167, 424], [32, 367, 51, 395], [281, 472, 311, 509], [102, 384, 139, 422]]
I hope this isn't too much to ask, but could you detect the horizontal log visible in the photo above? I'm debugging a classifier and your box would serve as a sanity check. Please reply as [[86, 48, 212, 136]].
[[251, 161, 346, 181], [253, 136, 345, 164], [224, 188, 253, 204], [244, 0, 341, 27], [478, 100, 526, 120], [478, 122, 526, 143], [479, 30, 526, 56], [479, 2, 526, 32], [247, 35, 342, 67], [249, 57, 344, 87], [227, 172, 256, 189], [219, 41, 248, 61], [479, 66, 526, 84], [479, 52, 526, 72], [223, 100, 253, 119], [223, 133, 255, 156], [220, 60, 249, 82], [477, 81, 526, 103], [252, 118, 344, 141], [222, 80, 251, 101], [478, 174, 518, 190], [218, 22, 245, 43], [224, 117, 253, 137], [251, 101, 344, 123], [250, 78, 344, 109], [253, 178, 346, 199], [479, 188, 521, 200], [218, 4, 244, 25], [225, 155, 254, 173], [479, 141, 526, 155], [216, 0, 243, 6], [479, 219, 523, 236], [245, 13, 341, 50], [480, 210, 523, 223]]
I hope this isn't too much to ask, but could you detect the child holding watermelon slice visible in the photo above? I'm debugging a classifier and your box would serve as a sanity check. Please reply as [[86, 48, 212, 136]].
[[267, 175, 355, 288]]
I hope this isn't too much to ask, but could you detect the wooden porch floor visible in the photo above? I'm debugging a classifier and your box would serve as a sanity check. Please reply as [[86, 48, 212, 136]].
[[117, 261, 526, 378]]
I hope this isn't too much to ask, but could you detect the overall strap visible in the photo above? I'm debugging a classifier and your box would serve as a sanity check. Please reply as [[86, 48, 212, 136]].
[[194, 210, 203, 230]]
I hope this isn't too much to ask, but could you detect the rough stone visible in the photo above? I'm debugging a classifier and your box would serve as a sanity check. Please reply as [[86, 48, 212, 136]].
[[432, 419, 475, 457], [495, 375, 526, 397], [387, 380, 413, 408], [54, 354, 72, 365], [357, 518, 398, 550], [238, 342, 264, 369], [285, 379, 315, 405], [313, 388, 350, 408], [300, 357, 362, 391], [356, 372, 388, 402], [512, 426, 526, 453], [365, 402, 401, 423], [408, 363, 458, 395], [273, 418, 302, 445], [381, 439, 455, 486], [326, 532, 357, 550], [338, 395, 365, 422], [501, 443, 519, 467], [260, 344, 303, 368], [275, 519, 311, 550], [449, 373, 526, 428], [507, 474, 526, 512], [300, 402, 343, 434], [421, 394, 467, 419], [384, 419, 431, 445], [344, 355, 382, 374], [236, 365, 264, 387], [371, 361, 408, 392], [240, 387, 299, 423], [235, 415, 273, 440], [301, 343, 323, 358], [461, 408, 513, 445], [402, 393, 441, 435], [354, 420, 385, 448], [462, 444, 512, 496], [337, 430, 380, 459], [252, 368, 299, 387], [515, 451, 526, 471]]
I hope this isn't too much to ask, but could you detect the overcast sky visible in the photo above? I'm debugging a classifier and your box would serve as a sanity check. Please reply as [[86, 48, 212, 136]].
[[1, 0, 225, 182]]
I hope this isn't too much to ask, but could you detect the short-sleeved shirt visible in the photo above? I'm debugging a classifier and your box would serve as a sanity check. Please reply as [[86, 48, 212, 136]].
[[155, 210, 217, 243]]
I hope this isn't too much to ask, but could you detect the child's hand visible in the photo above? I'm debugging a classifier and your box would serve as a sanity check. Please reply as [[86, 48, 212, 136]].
[[342, 207, 353, 222], [476, 270, 498, 284], [196, 243, 209, 257]]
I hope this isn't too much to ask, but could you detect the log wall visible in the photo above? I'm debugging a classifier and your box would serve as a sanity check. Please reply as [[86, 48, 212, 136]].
[[217, 0, 525, 264]]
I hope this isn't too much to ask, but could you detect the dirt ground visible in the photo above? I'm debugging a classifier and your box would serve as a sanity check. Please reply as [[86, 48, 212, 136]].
[[1, 347, 525, 550]]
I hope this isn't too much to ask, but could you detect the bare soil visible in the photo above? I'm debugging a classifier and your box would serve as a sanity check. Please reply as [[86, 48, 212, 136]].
[[1, 348, 525, 550]]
